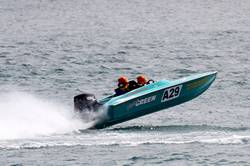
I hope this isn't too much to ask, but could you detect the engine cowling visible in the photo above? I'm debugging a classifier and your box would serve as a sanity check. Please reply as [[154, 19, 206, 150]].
[[74, 93, 101, 112]]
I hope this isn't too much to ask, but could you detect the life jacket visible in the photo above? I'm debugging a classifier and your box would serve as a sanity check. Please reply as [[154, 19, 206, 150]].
[[115, 83, 129, 96], [128, 80, 140, 90]]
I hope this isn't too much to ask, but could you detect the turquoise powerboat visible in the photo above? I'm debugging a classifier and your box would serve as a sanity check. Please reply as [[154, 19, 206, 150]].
[[74, 71, 217, 129]]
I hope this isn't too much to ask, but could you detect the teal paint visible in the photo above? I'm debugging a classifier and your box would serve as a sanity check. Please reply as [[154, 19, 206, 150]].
[[95, 71, 217, 129]]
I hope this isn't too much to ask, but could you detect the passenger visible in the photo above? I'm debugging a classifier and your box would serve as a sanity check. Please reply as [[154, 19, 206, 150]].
[[136, 75, 148, 87], [115, 76, 130, 96]]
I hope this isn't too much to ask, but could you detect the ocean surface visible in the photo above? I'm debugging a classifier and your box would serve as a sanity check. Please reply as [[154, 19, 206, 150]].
[[0, 0, 250, 165]]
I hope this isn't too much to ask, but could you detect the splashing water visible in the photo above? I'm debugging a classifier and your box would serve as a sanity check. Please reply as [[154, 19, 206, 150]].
[[76, 105, 109, 128], [0, 92, 90, 140]]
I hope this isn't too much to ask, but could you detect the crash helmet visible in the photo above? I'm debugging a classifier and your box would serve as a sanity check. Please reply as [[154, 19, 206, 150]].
[[137, 75, 148, 85], [118, 76, 129, 85]]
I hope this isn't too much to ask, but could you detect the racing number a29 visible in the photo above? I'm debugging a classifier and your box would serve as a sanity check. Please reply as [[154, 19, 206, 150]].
[[161, 85, 182, 102]]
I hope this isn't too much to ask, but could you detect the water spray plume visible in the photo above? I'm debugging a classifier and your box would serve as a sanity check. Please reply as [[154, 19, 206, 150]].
[[0, 92, 89, 140]]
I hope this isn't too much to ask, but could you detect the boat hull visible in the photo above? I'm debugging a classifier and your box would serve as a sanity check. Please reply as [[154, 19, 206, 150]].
[[94, 72, 217, 129]]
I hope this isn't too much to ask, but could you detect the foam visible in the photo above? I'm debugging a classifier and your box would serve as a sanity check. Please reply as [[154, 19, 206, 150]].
[[0, 92, 87, 140]]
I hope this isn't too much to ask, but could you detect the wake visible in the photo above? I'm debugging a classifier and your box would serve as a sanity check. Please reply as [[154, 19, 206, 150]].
[[0, 92, 91, 140]]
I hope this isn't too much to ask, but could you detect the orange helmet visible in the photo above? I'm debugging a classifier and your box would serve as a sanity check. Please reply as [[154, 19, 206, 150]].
[[137, 75, 148, 85], [118, 76, 129, 84]]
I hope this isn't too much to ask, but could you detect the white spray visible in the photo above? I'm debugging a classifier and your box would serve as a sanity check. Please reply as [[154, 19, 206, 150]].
[[0, 92, 92, 140]]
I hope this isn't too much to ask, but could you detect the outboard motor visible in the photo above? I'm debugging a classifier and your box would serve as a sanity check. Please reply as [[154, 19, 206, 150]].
[[74, 93, 101, 112]]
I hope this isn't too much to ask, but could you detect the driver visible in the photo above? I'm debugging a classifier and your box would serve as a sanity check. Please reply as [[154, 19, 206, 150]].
[[115, 76, 130, 96]]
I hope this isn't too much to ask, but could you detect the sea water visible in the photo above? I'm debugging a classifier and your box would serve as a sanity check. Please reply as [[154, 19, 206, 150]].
[[0, 0, 249, 165]]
